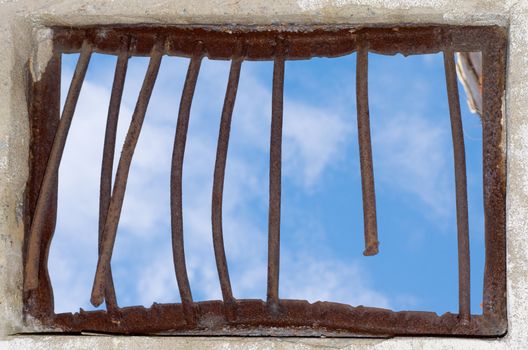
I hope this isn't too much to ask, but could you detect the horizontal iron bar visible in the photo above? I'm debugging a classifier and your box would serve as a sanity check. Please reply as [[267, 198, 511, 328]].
[[52, 25, 504, 60], [51, 299, 505, 336]]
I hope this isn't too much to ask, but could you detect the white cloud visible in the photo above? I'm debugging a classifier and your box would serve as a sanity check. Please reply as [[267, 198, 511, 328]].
[[47, 243, 99, 312], [136, 252, 179, 305], [283, 101, 353, 189], [117, 121, 174, 236], [372, 113, 455, 219], [50, 79, 120, 312], [229, 63, 354, 191], [281, 252, 390, 308]]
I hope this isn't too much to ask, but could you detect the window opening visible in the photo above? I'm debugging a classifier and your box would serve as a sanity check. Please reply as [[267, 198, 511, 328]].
[[24, 25, 507, 336]]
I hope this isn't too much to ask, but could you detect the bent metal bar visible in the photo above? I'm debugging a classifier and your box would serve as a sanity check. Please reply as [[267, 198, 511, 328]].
[[23, 25, 507, 336]]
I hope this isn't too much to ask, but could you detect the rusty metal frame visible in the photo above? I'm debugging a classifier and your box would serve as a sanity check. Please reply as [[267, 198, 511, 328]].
[[23, 25, 507, 337]]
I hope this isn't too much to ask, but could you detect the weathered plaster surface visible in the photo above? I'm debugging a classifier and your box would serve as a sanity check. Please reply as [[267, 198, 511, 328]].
[[0, 0, 521, 27], [0, 335, 510, 350], [0, 12, 30, 339], [504, 2, 528, 348], [1, 0, 527, 348]]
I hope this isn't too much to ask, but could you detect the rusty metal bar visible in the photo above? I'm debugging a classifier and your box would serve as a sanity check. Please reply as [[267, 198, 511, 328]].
[[24, 51, 62, 318], [98, 49, 129, 311], [481, 36, 507, 327], [356, 44, 379, 256], [24, 41, 92, 292], [267, 52, 285, 312], [212, 56, 243, 313], [171, 46, 203, 324], [53, 26, 492, 59], [444, 49, 471, 322], [53, 299, 499, 336], [91, 41, 163, 307]]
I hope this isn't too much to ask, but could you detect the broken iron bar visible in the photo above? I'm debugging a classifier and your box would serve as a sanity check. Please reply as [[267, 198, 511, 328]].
[[356, 41, 379, 256]]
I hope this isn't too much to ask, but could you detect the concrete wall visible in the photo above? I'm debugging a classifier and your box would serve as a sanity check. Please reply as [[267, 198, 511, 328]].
[[1, 0, 527, 348]]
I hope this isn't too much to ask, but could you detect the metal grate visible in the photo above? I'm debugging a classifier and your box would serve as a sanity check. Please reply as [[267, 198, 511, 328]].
[[23, 25, 507, 337]]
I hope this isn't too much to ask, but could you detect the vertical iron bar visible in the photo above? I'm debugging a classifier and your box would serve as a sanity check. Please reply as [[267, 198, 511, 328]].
[[212, 57, 242, 313], [24, 41, 92, 292], [91, 41, 163, 307], [171, 48, 203, 324], [267, 53, 285, 312], [25, 52, 61, 317], [98, 49, 129, 311], [356, 44, 379, 256], [444, 49, 471, 322], [481, 37, 507, 324]]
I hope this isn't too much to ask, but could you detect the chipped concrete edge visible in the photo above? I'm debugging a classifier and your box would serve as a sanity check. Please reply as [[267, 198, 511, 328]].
[[0, 9, 57, 336], [0, 15, 29, 338], [30, 27, 54, 83]]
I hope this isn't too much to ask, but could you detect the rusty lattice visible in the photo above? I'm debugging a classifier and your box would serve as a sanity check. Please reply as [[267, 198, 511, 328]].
[[23, 25, 507, 337]]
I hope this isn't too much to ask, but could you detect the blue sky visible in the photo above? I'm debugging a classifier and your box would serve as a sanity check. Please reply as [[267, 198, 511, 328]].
[[49, 48, 484, 316]]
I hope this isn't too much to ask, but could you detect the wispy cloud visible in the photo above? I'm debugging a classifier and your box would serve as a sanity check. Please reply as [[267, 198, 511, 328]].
[[283, 101, 353, 190], [372, 112, 455, 219], [281, 252, 391, 308], [135, 251, 179, 305]]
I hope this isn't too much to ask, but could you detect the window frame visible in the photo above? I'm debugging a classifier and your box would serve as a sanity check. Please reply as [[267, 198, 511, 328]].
[[23, 24, 507, 337]]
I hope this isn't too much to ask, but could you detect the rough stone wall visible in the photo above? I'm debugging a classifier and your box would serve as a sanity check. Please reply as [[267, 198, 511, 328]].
[[1, 0, 527, 348]]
